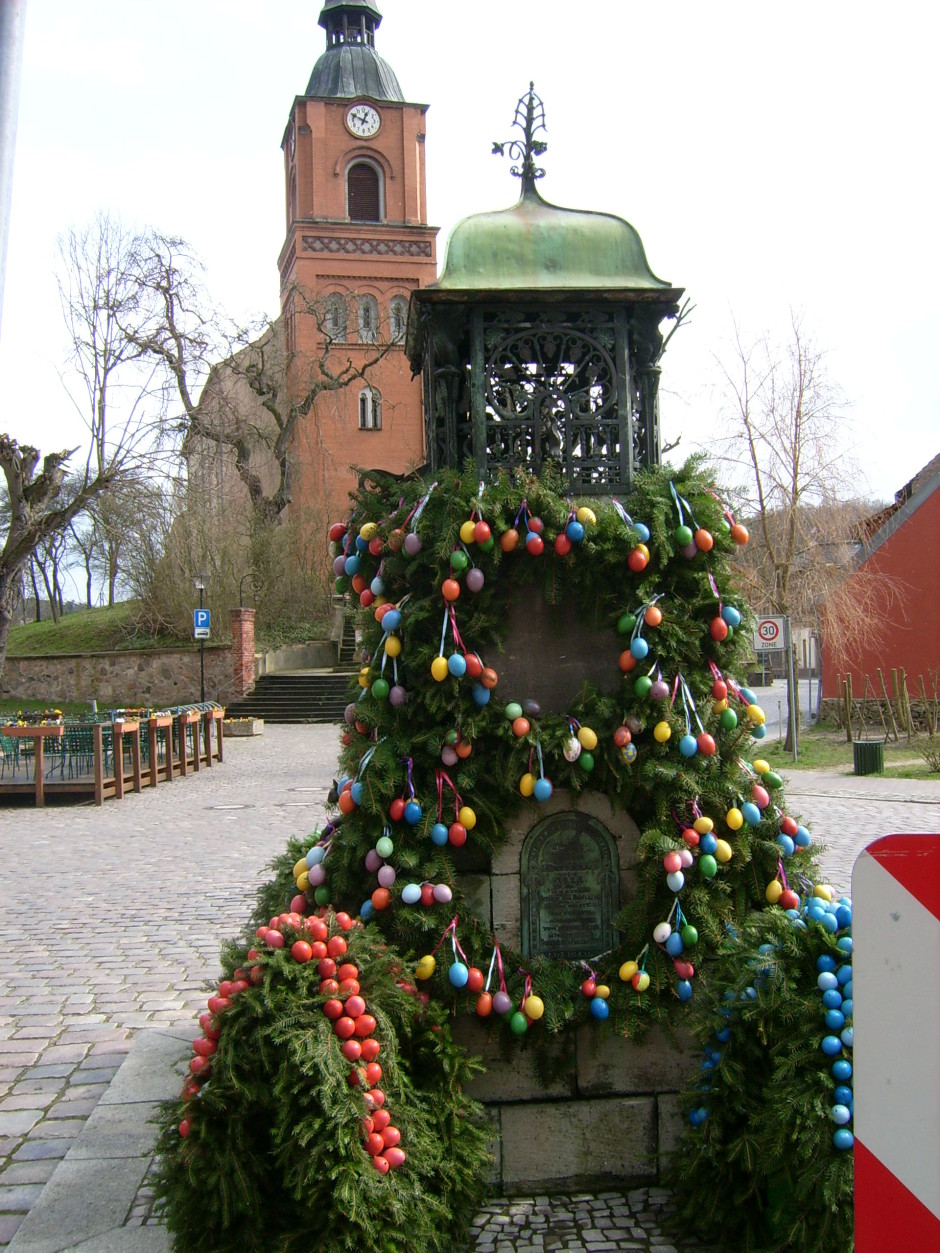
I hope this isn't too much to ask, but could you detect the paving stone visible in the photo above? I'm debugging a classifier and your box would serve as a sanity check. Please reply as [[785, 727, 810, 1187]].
[[0, 1181, 45, 1212], [0, 1160, 57, 1186]]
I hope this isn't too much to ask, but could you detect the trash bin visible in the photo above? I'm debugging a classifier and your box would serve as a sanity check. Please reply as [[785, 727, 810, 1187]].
[[853, 739, 884, 776]]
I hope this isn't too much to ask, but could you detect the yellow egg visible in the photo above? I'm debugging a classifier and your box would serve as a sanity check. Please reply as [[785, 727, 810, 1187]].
[[765, 880, 783, 904], [359, 522, 377, 541], [384, 635, 402, 658], [693, 816, 714, 835], [457, 805, 477, 830], [653, 721, 672, 743], [524, 995, 545, 1020], [635, 543, 650, 561], [415, 955, 436, 981], [576, 506, 597, 527], [594, 984, 610, 1000], [293, 858, 309, 879], [752, 759, 770, 774], [358, 667, 371, 688], [577, 726, 598, 751], [296, 871, 310, 891], [714, 839, 733, 863], [619, 960, 639, 983], [813, 884, 833, 902], [725, 807, 744, 831], [746, 704, 766, 725], [519, 773, 536, 797], [713, 698, 729, 712], [430, 655, 449, 682], [373, 595, 388, 607], [459, 520, 477, 544]]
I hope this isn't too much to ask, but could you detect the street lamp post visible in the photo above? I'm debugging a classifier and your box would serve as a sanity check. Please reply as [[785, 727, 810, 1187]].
[[193, 572, 208, 704]]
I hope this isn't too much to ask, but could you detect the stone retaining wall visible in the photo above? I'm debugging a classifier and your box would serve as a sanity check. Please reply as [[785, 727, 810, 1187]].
[[0, 646, 234, 707]]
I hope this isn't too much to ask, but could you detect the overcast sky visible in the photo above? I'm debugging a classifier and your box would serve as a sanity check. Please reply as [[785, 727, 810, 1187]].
[[2, 0, 938, 503]]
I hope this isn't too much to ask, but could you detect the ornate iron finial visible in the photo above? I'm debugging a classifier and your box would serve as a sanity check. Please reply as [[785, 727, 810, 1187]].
[[491, 82, 547, 187]]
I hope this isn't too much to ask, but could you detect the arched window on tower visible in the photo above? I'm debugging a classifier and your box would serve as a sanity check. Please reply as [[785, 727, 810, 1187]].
[[358, 386, 382, 431], [358, 294, 379, 344], [324, 293, 348, 342], [389, 296, 408, 343], [347, 161, 382, 222]]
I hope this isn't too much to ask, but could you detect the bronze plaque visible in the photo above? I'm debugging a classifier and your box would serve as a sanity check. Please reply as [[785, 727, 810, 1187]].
[[520, 811, 619, 961]]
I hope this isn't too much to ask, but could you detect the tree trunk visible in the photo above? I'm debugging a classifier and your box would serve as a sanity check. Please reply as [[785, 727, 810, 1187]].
[[29, 563, 42, 622], [0, 569, 19, 678]]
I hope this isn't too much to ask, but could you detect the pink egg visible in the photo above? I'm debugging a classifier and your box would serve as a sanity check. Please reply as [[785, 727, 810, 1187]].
[[377, 865, 396, 888], [441, 746, 458, 766], [432, 883, 452, 903], [404, 533, 422, 555], [465, 568, 485, 593], [663, 851, 682, 874], [678, 848, 694, 868], [364, 850, 382, 873]]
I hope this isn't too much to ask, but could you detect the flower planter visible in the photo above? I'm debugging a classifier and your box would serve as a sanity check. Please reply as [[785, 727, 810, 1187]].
[[223, 717, 264, 737]]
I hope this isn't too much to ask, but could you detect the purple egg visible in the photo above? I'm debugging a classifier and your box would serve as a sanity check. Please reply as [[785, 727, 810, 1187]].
[[681, 542, 698, 559], [432, 883, 452, 903], [364, 849, 382, 873], [466, 568, 485, 593], [307, 863, 326, 887], [650, 680, 670, 701], [441, 745, 458, 766], [333, 555, 346, 576], [404, 532, 422, 555], [492, 991, 512, 1015], [377, 865, 396, 888], [344, 703, 357, 724], [389, 685, 407, 707]]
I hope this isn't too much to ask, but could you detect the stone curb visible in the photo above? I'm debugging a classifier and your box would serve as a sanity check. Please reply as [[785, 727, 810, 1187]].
[[6, 1031, 189, 1252]]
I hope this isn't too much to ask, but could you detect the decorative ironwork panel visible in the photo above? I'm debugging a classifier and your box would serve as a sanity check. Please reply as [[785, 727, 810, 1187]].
[[301, 235, 433, 257], [481, 312, 627, 491]]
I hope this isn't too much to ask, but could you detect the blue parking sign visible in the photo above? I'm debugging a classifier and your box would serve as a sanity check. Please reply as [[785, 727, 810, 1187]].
[[194, 608, 210, 639]]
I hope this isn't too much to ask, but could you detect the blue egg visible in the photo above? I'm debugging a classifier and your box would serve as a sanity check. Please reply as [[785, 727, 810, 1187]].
[[448, 962, 469, 988], [676, 980, 693, 1002], [355, 535, 369, 552], [630, 637, 650, 660], [840, 1027, 854, 1049], [400, 883, 422, 905], [795, 825, 812, 846], [821, 1035, 843, 1056], [665, 932, 684, 956], [836, 936, 853, 954], [344, 553, 360, 575], [743, 986, 758, 1000], [472, 684, 491, 706], [821, 988, 843, 1009], [817, 972, 839, 992], [382, 609, 402, 632], [817, 954, 837, 973], [447, 653, 467, 677], [836, 906, 852, 929], [370, 576, 385, 596], [404, 800, 422, 825], [841, 998, 853, 1018], [430, 822, 449, 847], [832, 1059, 852, 1081], [837, 965, 852, 985], [716, 1026, 731, 1043], [701, 1058, 715, 1071], [759, 943, 776, 955], [833, 1129, 854, 1151], [721, 605, 742, 627], [791, 918, 807, 929], [752, 724, 767, 739], [306, 846, 326, 868], [533, 777, 553, 801], [834, 1085, 853, 1106], [784, 909, 800, 920], [831, 1104, 852, 1126], [821, 913, 839, 933], [807, 905, 827, 924], [825, 1009, 846, 1031], [700, 833, 718, 854], [590, 996, 609, 1020], [679, 734, 698, 757], [635, 523, 651, 543], [739, 687, 756, 704], [565, 520, 585, 543], [360, 900, 374, 920], [741, 802, 761, 826], [350, 781, 364, 805], [843, 980, 853, 999], [777, 834, 795, 857]]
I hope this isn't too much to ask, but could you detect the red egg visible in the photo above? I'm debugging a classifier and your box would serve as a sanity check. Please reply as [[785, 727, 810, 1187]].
[[473, 520, 491, 544], [553, 533, 572, 556]]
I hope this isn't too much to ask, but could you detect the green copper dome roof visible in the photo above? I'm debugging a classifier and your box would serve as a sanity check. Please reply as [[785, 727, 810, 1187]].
[[434, 183, 673, 293]]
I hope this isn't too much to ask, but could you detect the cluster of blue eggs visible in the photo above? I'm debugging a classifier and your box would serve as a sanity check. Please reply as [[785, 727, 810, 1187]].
[[816, 939, 855, 1152]]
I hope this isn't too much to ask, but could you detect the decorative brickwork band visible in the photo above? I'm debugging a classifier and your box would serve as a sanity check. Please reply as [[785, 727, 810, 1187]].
[[301, 235, 433, 257], [230, 608, 256, 699]]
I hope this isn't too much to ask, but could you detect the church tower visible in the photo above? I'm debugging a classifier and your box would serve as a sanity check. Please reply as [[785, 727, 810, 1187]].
[[278, 0, 438, 526]]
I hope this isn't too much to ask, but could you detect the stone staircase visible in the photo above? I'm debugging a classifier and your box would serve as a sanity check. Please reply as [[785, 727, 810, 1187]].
[[225, 670, 354, 724]]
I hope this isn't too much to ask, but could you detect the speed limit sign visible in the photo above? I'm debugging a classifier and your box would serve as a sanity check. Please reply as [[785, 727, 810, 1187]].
[[756, 616, 786, 651]]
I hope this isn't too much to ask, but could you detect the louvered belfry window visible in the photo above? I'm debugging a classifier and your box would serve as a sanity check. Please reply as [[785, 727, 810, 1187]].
[[348, 163, 381, 222]]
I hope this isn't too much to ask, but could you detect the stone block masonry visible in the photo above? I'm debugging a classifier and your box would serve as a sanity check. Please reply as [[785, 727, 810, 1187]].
[[0, 647, 233, 708]]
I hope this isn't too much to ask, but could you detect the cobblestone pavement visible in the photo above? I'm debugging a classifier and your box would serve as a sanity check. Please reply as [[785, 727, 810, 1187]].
[[1, 723, 938, 1248]]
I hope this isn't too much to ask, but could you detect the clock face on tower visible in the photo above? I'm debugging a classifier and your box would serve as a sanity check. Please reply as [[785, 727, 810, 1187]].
[[346, 103, 381, 138]]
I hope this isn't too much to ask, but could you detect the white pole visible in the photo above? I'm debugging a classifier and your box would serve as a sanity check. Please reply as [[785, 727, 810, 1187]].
[[785, 615, 798, 762]]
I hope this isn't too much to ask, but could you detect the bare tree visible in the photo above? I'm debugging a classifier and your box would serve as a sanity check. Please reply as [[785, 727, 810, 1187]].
[[714, 311, 901, 746]]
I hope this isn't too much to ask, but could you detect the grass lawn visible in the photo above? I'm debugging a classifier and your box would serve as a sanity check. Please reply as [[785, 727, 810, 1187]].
[[763, 725, 940, 780], [5, 603, 181, 657]]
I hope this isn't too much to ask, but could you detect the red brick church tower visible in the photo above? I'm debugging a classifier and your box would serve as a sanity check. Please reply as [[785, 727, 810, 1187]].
[[278, 0, 438, 526]]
